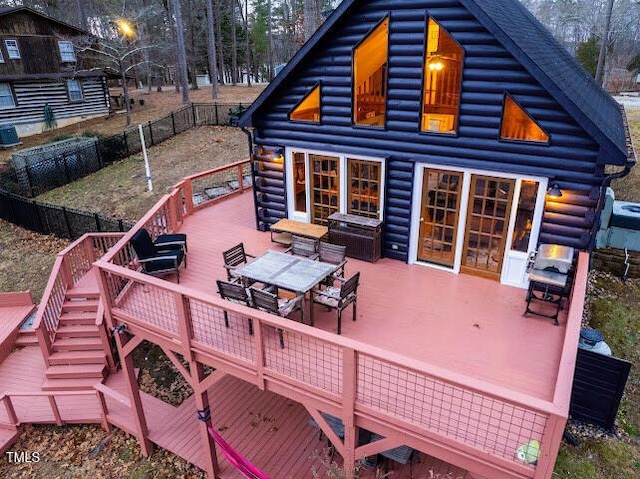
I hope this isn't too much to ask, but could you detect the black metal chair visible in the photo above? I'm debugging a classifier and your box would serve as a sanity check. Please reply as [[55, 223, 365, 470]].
[[216, 279, 255, 335], [318, 241, 347, 284], [249, 287, 303, 348], [312, 272, 360, 335], [222, 243, 255, 284], [130, 229, 186, 283], [285, 235, 319, 259]]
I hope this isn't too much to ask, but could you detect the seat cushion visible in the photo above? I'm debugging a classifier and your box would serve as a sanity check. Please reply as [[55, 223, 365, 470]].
[[314, 286, 340, 308], [278, 296, 302, 317], [143, 251, 184, 273], [156, 233, 187, 244]]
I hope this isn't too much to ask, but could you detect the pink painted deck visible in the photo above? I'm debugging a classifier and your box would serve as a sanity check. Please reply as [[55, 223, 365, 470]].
[[165, 192, 566, 402]]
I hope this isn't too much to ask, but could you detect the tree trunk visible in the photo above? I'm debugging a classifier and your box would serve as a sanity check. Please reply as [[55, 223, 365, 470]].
[[595, 0, 615, 87], [76, 0, 88, 31], [231, 0, 238, 85], [172, 0, 190, 103], [167, 0, 181, 93], [303, 0, 315, 41], [215, 0, 226, 85], [267, 0, 275, 80], [120, 60, 132, 126], [186, 0, 199, 90], [244, 0, 251, 86], [205, 0, 219, 98]]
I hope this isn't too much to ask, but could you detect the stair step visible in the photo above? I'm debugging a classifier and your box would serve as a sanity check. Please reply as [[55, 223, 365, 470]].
[[48, 350, 107, 365], [65, 290, 100, 300], [14, 335, 38, 347], [41, 377, 103, 391], [52, 337, 102, 352], [56, 324, 99, 338], [62, 300, 99, 313], [59, 312, 96, 325], [45, 364, 106, 379]]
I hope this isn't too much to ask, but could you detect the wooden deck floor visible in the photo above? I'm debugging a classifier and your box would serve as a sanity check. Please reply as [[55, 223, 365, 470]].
[[164, 192, 567, 402], [104, 372, 470, 479]]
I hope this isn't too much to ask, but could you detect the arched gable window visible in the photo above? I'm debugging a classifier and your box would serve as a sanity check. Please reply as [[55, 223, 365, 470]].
[[421, 18, 463, 134], [353, 17, 389, 127], [500, 94, 549, 143], [290, 84, 321, 122]]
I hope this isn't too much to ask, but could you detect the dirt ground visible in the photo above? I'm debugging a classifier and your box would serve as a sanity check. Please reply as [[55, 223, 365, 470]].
[[37, 126, 249, 221], [0, 84, 265, 165]]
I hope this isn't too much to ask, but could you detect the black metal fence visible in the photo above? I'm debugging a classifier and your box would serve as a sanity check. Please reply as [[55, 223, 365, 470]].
[[0, 189, 133, 240], [570, 348, 632, 430], [5, 102, 250, 197]]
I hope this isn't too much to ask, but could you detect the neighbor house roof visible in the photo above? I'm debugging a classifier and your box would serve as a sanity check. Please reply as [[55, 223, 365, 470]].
[[0, 6, 88, 36], [239, 0, 634, 166]]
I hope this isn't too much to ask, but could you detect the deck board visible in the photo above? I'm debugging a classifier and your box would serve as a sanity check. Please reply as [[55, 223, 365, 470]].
[[166, 192, 566, 402]]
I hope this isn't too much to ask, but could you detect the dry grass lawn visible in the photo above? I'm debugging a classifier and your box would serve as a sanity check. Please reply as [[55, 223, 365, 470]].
[[611, 106, 640, 201], [36, 126, 248, 221], [0, 84, 264, 165]]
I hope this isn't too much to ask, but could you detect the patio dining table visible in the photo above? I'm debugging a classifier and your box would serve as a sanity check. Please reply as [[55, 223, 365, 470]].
[[235, 250, 338, 326]]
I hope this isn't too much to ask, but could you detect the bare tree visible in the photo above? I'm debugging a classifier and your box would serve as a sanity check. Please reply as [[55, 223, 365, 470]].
[[231, 0, 238, 84], [244, 0, 251, 86], [205, 0, 219, 98], [267, 0, 275, 80], [596, 0, 615, 86], [303, 0, 315, 41], [172, 0, 190, 103]]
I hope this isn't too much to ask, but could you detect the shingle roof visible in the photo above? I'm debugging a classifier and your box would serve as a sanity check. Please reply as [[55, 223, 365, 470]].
[[239, 0, 633, 165], [0, 6, 87, 35]]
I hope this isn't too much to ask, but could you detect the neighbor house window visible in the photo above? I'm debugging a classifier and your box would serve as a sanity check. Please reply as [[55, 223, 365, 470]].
[[348, 158, 382, 218], [58, 41, 76, 62], [500, 94, 549, 143], [0, 83, 15, 108], [353, 17, 388, 127], [67, 79, 83, 101], [4, 40, 20, 59], [511, 180, 539, 252], [290, 84, 320, 122], [422, 18, 463, 134], [0, 49, 4, 63]]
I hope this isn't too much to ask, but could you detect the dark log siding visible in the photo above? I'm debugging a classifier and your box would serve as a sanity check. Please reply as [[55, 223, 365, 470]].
[[253, 146, 287, 231], [0, 77, 109, 126], [251, 0, 604, 260]]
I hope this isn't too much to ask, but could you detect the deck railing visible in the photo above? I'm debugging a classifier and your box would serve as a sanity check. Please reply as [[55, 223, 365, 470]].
[[95, 162, 586, 479], [96, 252, 589, 478], [34, 233, 124, 361]]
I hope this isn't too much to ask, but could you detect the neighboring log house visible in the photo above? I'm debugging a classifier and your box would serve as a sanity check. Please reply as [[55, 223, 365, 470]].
[[0, 7, 109, 137]]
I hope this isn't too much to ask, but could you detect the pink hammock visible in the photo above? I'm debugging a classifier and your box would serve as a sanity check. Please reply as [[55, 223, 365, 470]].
[[207, 426, 271, 479]]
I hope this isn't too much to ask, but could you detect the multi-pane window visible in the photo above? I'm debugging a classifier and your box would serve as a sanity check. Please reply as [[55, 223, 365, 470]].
[[347, 159, 382, 219], [500, 95, 549, 143], [290, 85, 320, 122], [353, 17, 388, 127], [511, 181, 539, 252], [4, 40, 20, 59], [58, 41, 76, 62], [311, 154, 340, 225], [422, 19, 463, 134], [67, 79, 83, 101], [0, 83, 15, 108]]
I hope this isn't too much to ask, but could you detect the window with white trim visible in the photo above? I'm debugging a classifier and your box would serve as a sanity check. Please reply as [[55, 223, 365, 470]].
[[58, 41, 76, 62], [0, 83, 16, 108], [4, 40, 20, 59], [66, 79, 83, 102], [0, 48, 5, 63]]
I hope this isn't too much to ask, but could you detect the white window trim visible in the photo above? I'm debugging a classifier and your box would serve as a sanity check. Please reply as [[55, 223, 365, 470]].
[[66, 79, 84, 102], [0, 48, 5, 63], [408, 163, 547, 286], [0, 83, 16, 109], [4, 39, 20, 59], [284, 147, 386, 223], [58, 41, 76, 62]]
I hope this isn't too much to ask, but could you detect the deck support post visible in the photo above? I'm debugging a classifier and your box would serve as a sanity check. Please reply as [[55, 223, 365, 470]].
[[114, 333, 152, 457], [192, 361, 221, 479], [342, 347, 358, 479]]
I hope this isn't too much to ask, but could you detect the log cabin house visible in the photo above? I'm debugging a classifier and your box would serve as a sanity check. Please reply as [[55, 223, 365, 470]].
[[0, 1, 636, 479], [0, 7, 109, 137]]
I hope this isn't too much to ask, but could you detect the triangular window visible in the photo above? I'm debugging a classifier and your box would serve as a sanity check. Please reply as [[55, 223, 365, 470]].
[[500, 95, 549, 143], [353, 17, 389, 127], [290, 85, 321, 122]]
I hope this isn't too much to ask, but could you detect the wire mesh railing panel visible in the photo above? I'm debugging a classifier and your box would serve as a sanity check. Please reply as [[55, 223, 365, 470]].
[[188, 297, 256, 363], [190, 163, 251, 208], [262, 324, 343, 396], [111, 278, 179, 335], [142, 200, 172, 240], [356, 354, 547, 465]]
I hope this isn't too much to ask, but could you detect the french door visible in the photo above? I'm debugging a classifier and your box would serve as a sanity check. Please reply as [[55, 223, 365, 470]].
[[310, 154, 341, 225], [460, 175, 515, 280], [417, 169, 463, 267]]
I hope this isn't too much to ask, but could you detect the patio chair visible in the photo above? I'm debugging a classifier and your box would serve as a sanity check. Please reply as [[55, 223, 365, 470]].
[[222, 243, 256, 284], [135, 228, 188, 254], [318, 241, 347, 284], [249, 287, 303, 348], [130, 229, 186, 283], [312, 272, 360, 335], [216, 279, 255, 335], [285, 235, 319, 259]]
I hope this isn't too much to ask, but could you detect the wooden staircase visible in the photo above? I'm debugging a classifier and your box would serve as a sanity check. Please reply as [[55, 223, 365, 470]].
[[42, 290, 108, 391]]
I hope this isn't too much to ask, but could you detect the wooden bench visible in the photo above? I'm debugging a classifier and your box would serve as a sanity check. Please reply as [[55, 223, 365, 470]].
[[0, 292, 36, 363], [269, 219, 328, 246]]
